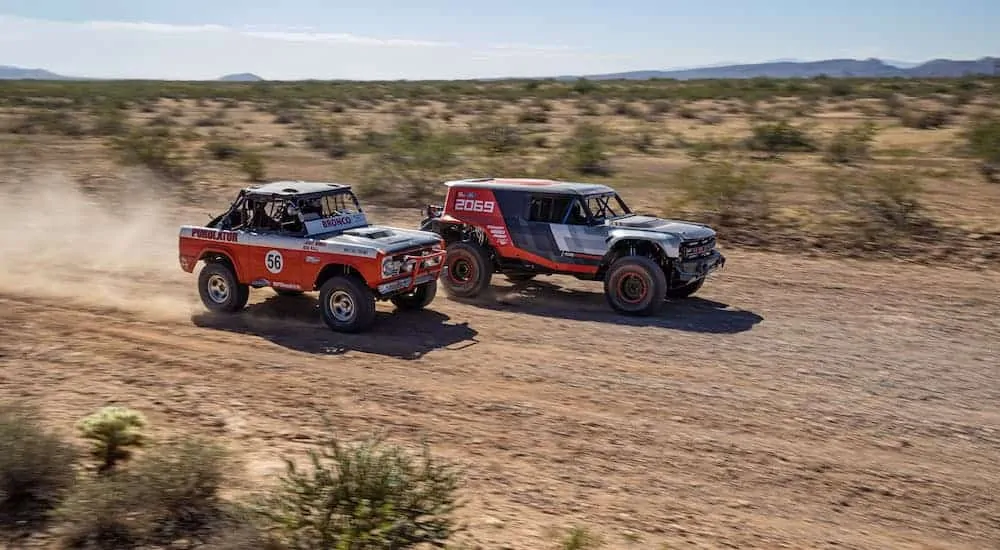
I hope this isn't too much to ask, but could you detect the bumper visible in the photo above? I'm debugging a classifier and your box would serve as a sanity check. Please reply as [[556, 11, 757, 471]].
[[375, 249, 446, 297], [675, 250, 726, 283]]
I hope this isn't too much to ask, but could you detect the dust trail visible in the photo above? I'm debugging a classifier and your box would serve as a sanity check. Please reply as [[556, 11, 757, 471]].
[[0, 172, 200, 321]]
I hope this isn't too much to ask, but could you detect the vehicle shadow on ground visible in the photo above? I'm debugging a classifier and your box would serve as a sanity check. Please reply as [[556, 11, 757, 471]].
[[190, 292, 479, 360], [450, 278, 763, 334]]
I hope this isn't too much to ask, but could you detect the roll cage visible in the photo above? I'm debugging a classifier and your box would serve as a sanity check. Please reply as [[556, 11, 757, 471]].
[[207, 188, 364, 236], [532, 191, 633, 226]]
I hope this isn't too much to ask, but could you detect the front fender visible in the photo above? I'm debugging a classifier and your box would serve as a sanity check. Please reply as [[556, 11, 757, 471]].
[[605, 229, 681, 258]]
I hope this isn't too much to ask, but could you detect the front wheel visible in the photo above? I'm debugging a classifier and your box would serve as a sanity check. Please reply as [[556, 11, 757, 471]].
[[318, 276, 376, 333], [197, 262, 250, 313], [390, 280, 437, 311], [441, 242, 492, 298], [666, 277, 705, 299], [603, 255, 667, 316]]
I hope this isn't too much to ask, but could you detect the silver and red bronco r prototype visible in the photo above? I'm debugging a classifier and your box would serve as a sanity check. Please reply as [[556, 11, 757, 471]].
[[179, 180, 446, 333], [420, 177, 725, 316]]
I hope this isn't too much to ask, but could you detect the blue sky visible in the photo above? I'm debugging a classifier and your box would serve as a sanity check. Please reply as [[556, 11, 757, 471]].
[[0, 0, 996, 80]]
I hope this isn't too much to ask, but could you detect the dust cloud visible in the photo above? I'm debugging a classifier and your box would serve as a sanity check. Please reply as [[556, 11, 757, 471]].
[[0, 172, 201, 321]]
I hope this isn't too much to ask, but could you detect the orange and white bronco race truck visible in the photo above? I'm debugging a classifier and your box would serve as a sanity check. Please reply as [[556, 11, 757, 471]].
[[178, 181, 446, 333]]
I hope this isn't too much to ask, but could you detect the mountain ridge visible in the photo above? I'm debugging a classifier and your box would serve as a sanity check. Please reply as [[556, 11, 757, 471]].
[[1, 56, 997, 81]]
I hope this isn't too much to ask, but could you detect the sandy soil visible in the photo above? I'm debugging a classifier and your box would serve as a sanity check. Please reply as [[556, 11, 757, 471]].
[[0, 175, 998, 549]]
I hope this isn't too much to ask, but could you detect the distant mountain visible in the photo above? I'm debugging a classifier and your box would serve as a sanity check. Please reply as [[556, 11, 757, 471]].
[[218, 72, 264, 82], [0, 65, 74, 80], [571, 57, 1000, 80]]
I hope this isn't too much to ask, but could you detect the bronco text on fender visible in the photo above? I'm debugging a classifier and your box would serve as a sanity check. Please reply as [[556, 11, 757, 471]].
[[178, 181, 446, 333], [419, 177, 726, 316]]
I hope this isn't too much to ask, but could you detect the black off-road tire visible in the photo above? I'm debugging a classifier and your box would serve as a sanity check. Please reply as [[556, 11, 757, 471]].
[[603, 255, 667, 316], [442, 242, 493, 298], [390, 280, 437, 311], [666, 277, 705, 299], [198, 262, 250, 313], [318, 275, 377, 333]]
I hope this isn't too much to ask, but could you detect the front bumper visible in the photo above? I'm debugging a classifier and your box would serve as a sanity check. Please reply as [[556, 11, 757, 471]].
[[375, 249, 446, 297], [675, 250, 726, 283]]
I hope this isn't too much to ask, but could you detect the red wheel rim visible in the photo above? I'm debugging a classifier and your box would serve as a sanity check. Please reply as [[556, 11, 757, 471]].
[[617, 270, 649, 304], [447, 253, 476, 286]]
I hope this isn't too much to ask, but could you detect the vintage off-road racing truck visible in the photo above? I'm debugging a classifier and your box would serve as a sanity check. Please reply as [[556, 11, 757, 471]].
[[179, 181, 446, 333], [419, 177, 725, 316]]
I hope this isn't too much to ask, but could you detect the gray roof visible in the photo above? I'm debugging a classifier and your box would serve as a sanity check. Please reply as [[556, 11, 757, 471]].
[[245, 180, 352, 196], [443, 177, 616, 196]]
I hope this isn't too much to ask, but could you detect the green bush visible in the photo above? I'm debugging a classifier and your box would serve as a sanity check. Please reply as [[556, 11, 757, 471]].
[[745, 120, 817, 155], [206, 140, 242, 160], [357, 118, 461, 206], [0, 405, 78, 531], [899, 109, 951, 129], [668, 160, 771, 224], [257, 432, 463, 550], [77, 406, 147, 473], [824, 121, 878, 165], [57, 438, 230, 548], [821, 169, 926, 233], [963, 115, 1000, 182], [240, 151, 267, 182], [563, 122, 612, 176], [110, 127, 187, 179], [467, 115, 522, 155]]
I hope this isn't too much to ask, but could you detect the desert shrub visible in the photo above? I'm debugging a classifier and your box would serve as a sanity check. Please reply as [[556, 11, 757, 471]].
[[669, 161, 771, 224], [647, 100, 672, 116], [257, 433, 463, 550], [7, 110, 86, 136], [561, 526, 604, 550], [91, 106, 128, 136], [357, 118, 461, 205], [821, 169, 926, 234], [57, 438, 230, 548], [900, 109, 951, 129], [77, 406, 147, 473], [517, 108, 549, 124], [963, 116, 1000, 182], [0, 405, 78, 531], [303, 121, 349, 158], [563, 122, 612, 176], [468, 115, 521, 155], [824, 121, 878, 165], [110, 127, 187, 179], [206, 140, 242, 160], [576, 100, 600, 116], [239, 151, 267, 182], [745, 120, 817, 155], [630, 127, 655, 153], [612, 101, 644, 119]]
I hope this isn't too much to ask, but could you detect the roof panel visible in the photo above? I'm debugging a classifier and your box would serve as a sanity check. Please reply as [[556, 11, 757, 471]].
[[443, 177, 615, 196], [245, 180, 352, 196]]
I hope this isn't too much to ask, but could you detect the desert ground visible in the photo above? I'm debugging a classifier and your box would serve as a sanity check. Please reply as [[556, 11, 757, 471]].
[[1, 77, 998, 549]]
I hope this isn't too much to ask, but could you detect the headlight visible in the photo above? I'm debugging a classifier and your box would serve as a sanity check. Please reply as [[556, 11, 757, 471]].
[[382, 258, 403, 277]]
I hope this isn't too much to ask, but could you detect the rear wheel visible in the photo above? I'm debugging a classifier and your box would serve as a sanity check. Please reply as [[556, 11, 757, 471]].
[[666, 277, 705, 299], [318, 276, 376, 333], [390, 280, 437, 311], [441, 242, 492, 298], [198, 262, 250, 313], [603, 255, 667, 316]]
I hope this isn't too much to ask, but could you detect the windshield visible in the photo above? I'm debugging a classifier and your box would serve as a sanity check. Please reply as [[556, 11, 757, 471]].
[[584, 193, 631, 221], [297, 191, 363, 218]]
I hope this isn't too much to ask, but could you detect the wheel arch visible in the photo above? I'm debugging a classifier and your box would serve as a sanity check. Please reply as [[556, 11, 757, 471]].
[[597, 237, 671, 279], [197, 248, 242, 281], [313, 262, 367, 291]]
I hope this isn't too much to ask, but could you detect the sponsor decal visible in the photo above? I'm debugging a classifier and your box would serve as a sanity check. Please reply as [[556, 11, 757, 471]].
[[265, 250, 284, 274], [305, 255, 321, 264], [454, 198, 495, 213], [486, 224, 510, 245], [191, 228, 239, 242]]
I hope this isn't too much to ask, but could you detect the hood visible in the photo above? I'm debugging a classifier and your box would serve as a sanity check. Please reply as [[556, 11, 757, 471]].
[[322, 225, 441, 253], [608, 215, 715, 241]]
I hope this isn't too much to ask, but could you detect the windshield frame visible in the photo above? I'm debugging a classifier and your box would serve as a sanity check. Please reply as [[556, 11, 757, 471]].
[[581, 192, 632, 223]]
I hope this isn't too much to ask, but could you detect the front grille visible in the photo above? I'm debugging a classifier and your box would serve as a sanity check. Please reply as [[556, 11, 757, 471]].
[[680, 236, 716, 259]]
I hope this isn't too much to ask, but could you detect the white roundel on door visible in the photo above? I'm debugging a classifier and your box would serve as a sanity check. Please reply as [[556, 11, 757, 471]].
[[265, 250, 284, 274]]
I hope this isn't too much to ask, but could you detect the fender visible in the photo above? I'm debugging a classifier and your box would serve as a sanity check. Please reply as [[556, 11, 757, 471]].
[[605, 228, 681, 258]]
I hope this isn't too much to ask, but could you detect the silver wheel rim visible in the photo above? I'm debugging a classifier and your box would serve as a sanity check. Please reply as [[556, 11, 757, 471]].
[[328, 290, 356, 322], [207, 274, 230, 303]]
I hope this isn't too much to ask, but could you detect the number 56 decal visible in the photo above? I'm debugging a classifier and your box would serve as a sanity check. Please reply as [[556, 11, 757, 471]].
[[265, 250, 284, 274], [454, 198, 495, 213]]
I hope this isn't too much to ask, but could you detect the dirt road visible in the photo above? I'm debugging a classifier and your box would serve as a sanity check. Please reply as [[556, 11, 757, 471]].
[[0, 178, 998, 549]]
